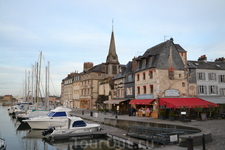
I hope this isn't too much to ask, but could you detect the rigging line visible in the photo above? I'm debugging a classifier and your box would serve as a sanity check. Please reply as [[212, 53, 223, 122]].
[[50, 76, 58, 96]]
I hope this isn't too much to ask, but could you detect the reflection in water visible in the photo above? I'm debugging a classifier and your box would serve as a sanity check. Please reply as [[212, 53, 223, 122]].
[[0, 106, 134, 150]]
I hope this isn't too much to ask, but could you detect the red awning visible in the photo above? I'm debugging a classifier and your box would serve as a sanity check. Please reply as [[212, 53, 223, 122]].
[[129, 99, 154, 105], [159, 98, 218, 109]]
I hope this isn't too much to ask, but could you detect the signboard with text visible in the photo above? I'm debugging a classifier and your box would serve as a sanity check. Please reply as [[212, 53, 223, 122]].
[[165, 89, 179, 97]]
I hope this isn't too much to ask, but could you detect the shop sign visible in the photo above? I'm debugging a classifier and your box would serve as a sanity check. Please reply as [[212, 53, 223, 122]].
[[170, 135, 178, 142], [165, 89, 179, 97]]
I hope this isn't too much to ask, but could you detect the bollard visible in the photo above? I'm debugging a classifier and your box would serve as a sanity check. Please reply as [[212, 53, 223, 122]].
[[187, 136, 193, 150], [90, 111, 93, 116], [202, 134, 205, 150], [115, 110, 118, 119], [82, 110, 84, 115]]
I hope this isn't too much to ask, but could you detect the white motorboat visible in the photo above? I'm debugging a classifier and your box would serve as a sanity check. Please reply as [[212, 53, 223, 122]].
[[23, 107, 72, 129], [0, 138, 6, 150], [17, 110, 50, 123], [42, 117, 102, 139]]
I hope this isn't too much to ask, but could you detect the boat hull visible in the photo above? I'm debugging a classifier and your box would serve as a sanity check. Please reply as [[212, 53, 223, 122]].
[[24, 119, 68, 129], [51, 125, 101, 139]]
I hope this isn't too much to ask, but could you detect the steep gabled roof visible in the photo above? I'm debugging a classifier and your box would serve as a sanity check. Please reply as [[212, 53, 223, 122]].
[[135, 38, 186, 71]]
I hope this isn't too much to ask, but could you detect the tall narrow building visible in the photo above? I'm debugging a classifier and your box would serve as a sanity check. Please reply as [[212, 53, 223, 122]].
[[105, 28, 120, 78]]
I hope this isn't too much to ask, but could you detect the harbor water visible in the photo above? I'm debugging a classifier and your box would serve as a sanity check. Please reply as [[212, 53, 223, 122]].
[[0, 106, 134, 150]]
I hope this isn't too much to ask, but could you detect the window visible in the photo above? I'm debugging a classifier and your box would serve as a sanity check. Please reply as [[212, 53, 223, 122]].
[[219, 75, 225, 83], [113, 65, 117, 74], [127, 74, 132, 82], [179, 74, 182, 78], [143, 86, 146, 94], [182, 82, 185, 87], [72, 120, 87, 127], [220, 88, 225, 97], [209, 85, 218, 94], [137, 87, 140, 94], [137, 74, 140, 81], [198, 85, 207, 94], [150, 85, 153, 93], [149, 71, 153, 79], [143, 73, 146, 80], [52, 112, 67, 117], [168, 67, 174, 79], [208, 73, 216, 81], [126, 87, 132, 95], [198, 72, 205, 80]]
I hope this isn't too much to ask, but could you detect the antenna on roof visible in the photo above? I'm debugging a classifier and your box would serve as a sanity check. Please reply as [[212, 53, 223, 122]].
[[112, 18, 114, 31], [164, 35, 171, 41]]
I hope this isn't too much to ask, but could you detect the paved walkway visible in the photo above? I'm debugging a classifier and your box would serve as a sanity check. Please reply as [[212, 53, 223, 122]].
[[70, 108, 204, 150]]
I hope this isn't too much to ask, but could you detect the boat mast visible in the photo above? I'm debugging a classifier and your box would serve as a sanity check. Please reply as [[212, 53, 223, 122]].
[[45, 61, 50, 110], [31, 64, 34, 104], [36, 51, 42, 110]]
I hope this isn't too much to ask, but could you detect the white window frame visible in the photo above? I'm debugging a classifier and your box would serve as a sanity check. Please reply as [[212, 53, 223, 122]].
[[198, 72, 205, 80], [209, 85, 218, 95], [198, 85, 207, 94], [208, 73, 216, 81]]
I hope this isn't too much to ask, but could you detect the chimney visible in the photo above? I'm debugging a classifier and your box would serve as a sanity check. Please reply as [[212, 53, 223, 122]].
[[215, 57, 225, 62], [132, 57, 137, 71], [83, 62, 93, 71], [198, 55, 207, 62]]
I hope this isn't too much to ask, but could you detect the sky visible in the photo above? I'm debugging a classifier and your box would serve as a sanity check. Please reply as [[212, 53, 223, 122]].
[[0, 0, 225, 97]]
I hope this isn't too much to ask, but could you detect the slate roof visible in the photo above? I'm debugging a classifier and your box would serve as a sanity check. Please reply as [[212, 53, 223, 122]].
[[113, 61, 132, 80], [135, 38, 186, 71], [85, 63, 105, 73], [187, 60, 225, 70]]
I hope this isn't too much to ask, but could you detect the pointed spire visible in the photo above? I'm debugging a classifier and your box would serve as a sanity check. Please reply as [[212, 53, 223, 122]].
[[112, 18, 114, 32], [106, 20, 119, 64]]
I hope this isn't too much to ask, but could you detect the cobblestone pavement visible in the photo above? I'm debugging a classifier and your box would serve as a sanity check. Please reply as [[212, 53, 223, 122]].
[[185, 120, 225, 150], [71, 109, 225, 150]]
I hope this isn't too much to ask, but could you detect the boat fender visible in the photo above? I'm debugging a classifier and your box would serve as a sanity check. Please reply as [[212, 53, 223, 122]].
[[42, 127, 55, 136]]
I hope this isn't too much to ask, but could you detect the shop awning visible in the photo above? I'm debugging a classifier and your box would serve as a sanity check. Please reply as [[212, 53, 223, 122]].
[[129, 99, 154, 105], [104, 99, 128, 104], [159, 98, 218, 109], [199, 97, 225, 104]]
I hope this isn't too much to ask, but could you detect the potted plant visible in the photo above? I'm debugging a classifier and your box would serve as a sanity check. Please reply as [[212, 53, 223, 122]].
[[208, 105, 215, 120], [194, 106, 203, 121], [169, 110, 175, 121], [212, 110, 218, 119], [160, 110, 166, 119], [217, 104, 225, 119]]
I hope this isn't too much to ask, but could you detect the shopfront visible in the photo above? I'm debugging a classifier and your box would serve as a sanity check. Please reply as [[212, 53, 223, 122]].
[[104, 99, 130, 115], [159, 97, 218, 120], [80, 99, 90, 109], [129, 99, 158, 118]]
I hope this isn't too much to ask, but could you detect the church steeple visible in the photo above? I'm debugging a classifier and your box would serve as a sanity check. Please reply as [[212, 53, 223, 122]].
[[105, 21, 120, 77], [106, 27, 119, 64]]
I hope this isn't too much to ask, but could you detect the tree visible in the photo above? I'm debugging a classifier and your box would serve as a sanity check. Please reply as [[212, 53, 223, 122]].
[[208, 104, 216, 118], [194, 106, 203, 118]]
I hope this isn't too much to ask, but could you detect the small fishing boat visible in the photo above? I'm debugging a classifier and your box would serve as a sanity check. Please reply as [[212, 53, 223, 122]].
[[42, 117, 102, 139], [0, 138, 6, 150]]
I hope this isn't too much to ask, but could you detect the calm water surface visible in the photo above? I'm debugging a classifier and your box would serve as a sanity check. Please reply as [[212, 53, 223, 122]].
[[0, 106, 133, 150]]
